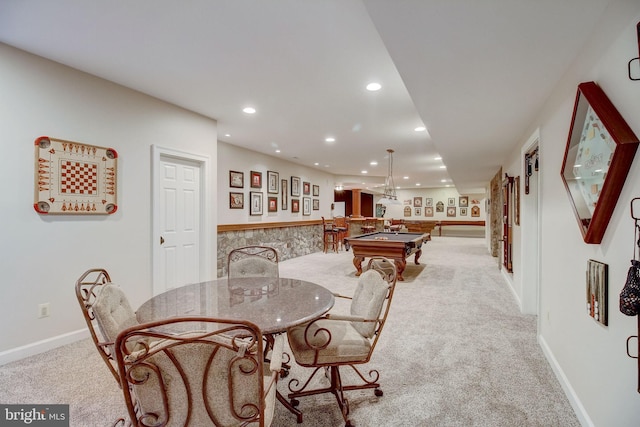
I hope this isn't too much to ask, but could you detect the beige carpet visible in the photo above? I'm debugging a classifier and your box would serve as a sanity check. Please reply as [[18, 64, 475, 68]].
[[0, 237, 579, 427]]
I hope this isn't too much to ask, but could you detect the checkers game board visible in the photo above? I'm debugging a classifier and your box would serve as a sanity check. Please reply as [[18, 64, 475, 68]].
[[34, 136, 117, 214]]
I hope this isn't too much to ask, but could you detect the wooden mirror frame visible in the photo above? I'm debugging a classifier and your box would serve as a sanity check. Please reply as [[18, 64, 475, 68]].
[[560, 81, 639, 244]]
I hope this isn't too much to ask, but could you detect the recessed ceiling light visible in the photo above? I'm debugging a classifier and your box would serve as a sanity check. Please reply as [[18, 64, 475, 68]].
[[441, 179, 447, 183], [366, 82, 381, 91], [314, 162, 319, 166], [440, 165, 446, 169], [325, 137, 336, 143], [225, 133, 231, 137], [242, 107, 256, 114], [415, 183, 421, 186], [370, 161, 378, 166], [275, 149, 281, 153], [434, 156, 442, 160], [361, 170, 368, 174], [403, 176, 409, 180], [414, 126, 426, 132]]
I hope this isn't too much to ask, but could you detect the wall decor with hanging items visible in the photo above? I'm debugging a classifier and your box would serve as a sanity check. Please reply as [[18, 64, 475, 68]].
[[621, 198, 640, 393], [627, 21, 639, 81]]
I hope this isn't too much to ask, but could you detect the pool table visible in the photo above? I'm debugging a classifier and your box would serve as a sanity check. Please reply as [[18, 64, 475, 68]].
[[346, 231, 430, 281]]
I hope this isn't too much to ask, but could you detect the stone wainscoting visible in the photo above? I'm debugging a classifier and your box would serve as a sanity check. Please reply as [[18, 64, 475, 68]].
[[217, 220, 323, 277]]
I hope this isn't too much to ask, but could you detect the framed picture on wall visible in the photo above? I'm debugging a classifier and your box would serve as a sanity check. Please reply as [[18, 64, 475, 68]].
[[586, 259, 608, 326], [413, 197, 422, 207], [560, 81, 639, 244], [459, 196, 469, 207], [268, 196, 277, 212], [281, 179, 288, 210], [267, 171, 279, 194], [471, 205, 481, 217], [33, 136, 118, 215], [250, 191, 263, 215], [250, 171, 262, 188], [291, 199, 300, 213], [229, 192, 244, 209], [291, 176, 301, 197], [436, 201, 444, 212], [460, 207, 468, 216], [303, 197, 311, 215], [424, 206, 434, 217], [313, 185, 319, 197], [229, 170, 244, 188], [425, 198, 433, 207], [313, 199, 319, 210], [303, 181, 311, 195], [414, 207, 421, 216], [447, 206, 456, 217], [448, 197, 456, 207]]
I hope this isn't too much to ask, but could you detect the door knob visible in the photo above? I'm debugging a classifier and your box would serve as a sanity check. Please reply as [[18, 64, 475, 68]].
[[160, 236, 165, 245]]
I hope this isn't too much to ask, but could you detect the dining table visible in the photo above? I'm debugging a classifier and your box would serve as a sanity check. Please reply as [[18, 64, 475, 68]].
[[136, 276, 335, 423], [136, 277, 335, 334]]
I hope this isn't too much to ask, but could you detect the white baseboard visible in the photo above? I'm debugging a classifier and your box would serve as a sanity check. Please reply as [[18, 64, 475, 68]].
[[538, 334, 593, 427], [0, 329, 88, 366], [500, 268, 523, 312]]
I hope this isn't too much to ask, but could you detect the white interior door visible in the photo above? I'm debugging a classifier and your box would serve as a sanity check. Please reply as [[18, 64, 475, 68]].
[[159, 156, 200, 291], [152, 146, 211, 296]]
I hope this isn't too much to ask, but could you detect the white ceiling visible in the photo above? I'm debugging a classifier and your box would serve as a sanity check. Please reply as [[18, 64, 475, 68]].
[[0, 0, 611, 194]]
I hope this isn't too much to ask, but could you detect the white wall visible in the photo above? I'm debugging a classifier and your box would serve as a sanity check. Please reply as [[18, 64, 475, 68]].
[[217, 141, 335, 224], [513, 2, 640, 425], [0, 44, 218, 360]]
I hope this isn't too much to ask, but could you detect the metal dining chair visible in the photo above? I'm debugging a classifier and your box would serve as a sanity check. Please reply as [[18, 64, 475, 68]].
[[115, 317, 285, 427], [285, 257, 398, 427]]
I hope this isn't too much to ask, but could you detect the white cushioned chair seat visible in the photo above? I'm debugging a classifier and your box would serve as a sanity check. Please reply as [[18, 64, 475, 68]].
[[93, 283, 138, 347], [288, 319, 372, 365], [350, 270, 389, 338]]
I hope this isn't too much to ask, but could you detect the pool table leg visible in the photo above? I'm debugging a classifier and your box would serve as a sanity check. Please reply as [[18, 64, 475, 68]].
[[395, 259, 406, 281], [353, 256, 364, 276], [414, 248, 422, 265]]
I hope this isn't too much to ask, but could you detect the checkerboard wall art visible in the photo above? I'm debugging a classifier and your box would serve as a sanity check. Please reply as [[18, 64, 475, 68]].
[[34, 136, 118, 214]]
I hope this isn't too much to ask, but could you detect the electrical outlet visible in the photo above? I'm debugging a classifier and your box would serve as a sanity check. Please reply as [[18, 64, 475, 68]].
[[38, 303, 50, 318]]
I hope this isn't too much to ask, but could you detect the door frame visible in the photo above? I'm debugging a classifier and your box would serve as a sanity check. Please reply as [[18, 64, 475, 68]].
[[520, 129, 541, 315], [151, 145, 212, 296]]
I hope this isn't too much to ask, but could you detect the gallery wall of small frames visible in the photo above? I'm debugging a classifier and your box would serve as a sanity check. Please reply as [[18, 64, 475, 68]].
[[405, 195, 480, 218], [228, 170, 319, 216]]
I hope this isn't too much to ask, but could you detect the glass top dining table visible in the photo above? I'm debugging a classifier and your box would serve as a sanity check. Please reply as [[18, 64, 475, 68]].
[[136, 277, 335, 335]]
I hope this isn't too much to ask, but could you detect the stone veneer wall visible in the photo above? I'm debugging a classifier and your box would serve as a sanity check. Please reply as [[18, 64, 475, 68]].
[[217, 224, 323, 277]]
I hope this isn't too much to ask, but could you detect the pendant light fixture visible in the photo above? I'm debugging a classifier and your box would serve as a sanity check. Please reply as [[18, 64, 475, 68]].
[[379, 149, 401, 205]]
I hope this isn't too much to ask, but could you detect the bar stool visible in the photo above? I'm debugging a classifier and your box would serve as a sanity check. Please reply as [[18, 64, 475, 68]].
[[333, 216, 348, 250], [361, 217, 376, 234], [322, 217, 339, 253]]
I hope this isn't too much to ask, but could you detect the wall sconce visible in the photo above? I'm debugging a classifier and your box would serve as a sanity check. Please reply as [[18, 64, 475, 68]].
[[628, 21, 640, 81]]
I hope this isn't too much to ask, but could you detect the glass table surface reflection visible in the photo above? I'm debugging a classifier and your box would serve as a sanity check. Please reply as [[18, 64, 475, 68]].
[[136, 277, 335, 334]]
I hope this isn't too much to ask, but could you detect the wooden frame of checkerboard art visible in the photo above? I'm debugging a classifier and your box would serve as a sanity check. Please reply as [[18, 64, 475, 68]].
[[34, 136, 118, 214]]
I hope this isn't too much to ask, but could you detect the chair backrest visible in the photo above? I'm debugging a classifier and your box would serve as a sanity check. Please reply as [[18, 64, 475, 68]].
[[321, 216, 335, 232], [350, 257, 397, 343], [228, 246, 279, 278], [75, 268, 136, 383], [333, 216, 347, 229], [115, 318, 277, 427]]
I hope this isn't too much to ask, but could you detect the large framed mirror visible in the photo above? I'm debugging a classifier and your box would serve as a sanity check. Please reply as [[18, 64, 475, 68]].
[[560, 81, 639, 244]]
